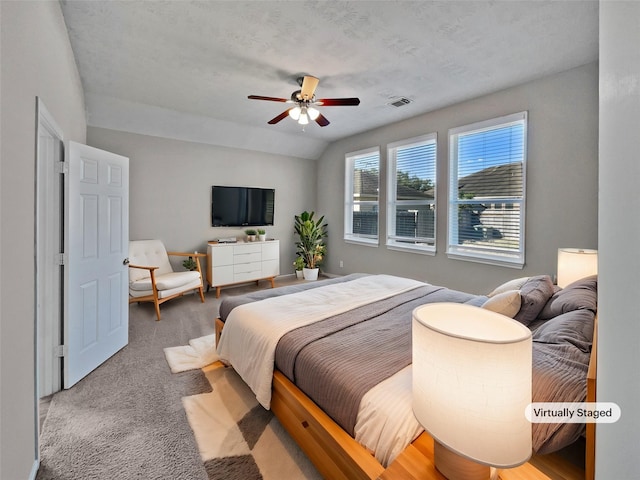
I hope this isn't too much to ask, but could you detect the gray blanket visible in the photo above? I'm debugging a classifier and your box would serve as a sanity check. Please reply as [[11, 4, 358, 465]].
[[275, 284, 483, 436]]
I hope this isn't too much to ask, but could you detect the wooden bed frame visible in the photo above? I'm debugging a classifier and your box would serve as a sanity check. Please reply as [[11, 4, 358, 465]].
[[214, 315, 597, 480]]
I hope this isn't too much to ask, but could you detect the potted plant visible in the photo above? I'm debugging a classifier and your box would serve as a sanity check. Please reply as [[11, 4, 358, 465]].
[[244, 229, 257, 242], [257, 228, 267, 242], [294, 210, 327, 281], [293, 256, 305, 279], [182, 257, 198, 271]]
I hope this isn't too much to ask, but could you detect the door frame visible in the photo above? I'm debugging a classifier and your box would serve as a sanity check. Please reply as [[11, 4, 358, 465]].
[[34, 98, 65, 472], [35, 97, 64, 409]]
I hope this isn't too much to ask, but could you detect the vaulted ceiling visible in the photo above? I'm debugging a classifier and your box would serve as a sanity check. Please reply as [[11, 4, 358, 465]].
[[60, 0, 599, 159]]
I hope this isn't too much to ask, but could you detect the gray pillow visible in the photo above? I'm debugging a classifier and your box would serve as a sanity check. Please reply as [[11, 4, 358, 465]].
[[513, 275, 555, 326], [532, 309, 595, 353], [539, 275, 597, 320]]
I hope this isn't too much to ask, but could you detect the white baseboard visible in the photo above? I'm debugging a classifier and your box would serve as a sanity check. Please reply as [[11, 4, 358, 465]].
[[29, 458, 39, 480]]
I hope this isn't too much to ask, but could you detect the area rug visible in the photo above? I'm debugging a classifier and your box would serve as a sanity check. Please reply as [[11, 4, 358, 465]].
[[183, 362, 322, 480], [168, 337, 322, 479], [164, 333, 219, 373]]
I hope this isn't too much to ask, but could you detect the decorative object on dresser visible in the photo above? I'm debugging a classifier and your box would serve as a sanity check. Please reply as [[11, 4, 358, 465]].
[[206, 240, 279, 297], [412, 303, 532, 480], [257, 228, 267, 242], [294, 210, 327, 281], [128, 239, 206, 321], [557, 248, 598, 287], [245, 229, 257, 242]]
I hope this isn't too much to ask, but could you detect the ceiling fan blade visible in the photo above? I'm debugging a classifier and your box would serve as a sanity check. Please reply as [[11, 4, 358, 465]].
[[248, 95, 289, 102], [315, 113, 330, 127], [316, 97, 361, 106], [267, 109, 292, 124], [300, 75, 319, 100]]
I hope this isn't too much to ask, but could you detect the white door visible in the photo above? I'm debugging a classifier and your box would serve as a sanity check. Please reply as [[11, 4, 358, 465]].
[[65, 141, 129, 388]]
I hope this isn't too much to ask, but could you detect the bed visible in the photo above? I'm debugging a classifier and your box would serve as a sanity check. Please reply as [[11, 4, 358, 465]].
[[215, 273, 597, 479]]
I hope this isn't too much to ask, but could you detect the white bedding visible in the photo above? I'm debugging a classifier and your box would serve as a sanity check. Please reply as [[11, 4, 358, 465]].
[[216, 274, 424, 409], [354, 365, 423, 466]]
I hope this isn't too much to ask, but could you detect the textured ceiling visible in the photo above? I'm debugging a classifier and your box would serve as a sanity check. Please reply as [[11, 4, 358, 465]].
[[60, 0, 599, 159]]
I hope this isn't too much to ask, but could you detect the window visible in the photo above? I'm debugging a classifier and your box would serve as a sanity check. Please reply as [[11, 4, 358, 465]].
[[447, 112, 527, 267], [386, 134, 437, 254], [345, 147, 380, 245]]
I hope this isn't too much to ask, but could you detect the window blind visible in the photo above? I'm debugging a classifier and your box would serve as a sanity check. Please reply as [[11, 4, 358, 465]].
[[448, 112, 527, 267], [387, 134, 437, 253]]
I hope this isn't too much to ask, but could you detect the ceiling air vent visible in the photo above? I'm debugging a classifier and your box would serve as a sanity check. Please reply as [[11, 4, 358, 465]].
[[388, 97, 412, 108]]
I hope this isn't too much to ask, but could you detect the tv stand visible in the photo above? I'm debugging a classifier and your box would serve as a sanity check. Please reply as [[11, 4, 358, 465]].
[[206, 240, 279, 297]]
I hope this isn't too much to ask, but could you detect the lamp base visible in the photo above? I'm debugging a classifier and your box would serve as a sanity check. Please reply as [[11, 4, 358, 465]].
[[433, 440, 492, 480]]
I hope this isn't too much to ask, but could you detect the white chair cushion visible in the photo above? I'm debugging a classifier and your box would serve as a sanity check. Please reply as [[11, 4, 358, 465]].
[[129, 277, 203, 299], [129, 240, 174, 283], [129, 271, 201, 292]]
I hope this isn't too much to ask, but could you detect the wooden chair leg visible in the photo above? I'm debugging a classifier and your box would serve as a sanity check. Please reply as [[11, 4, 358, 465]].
[[198, 286, 205, 303], [152, 288, 161, 321], [149, 269, 161, 321]]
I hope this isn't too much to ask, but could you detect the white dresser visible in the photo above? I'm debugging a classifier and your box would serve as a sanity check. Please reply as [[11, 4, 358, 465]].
[[206, 240, 279, 297]]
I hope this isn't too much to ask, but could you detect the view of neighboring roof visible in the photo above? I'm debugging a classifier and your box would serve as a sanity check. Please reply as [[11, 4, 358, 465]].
[[457, 163, 523, 198]]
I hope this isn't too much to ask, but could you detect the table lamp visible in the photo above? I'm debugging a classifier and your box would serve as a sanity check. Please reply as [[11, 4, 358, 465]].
[[412, 303, 532, 480], [557, 248, 598, 288]]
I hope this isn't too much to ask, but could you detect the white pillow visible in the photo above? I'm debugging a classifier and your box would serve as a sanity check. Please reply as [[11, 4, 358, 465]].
[[482, 290, 522, 318], [487, 277, 530, 297]]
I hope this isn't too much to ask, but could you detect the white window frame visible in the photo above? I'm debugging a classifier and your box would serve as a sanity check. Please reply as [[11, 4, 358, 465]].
[[447, 111, 527, 268], [386, 133, 437, 255], [344, 147, 380, 246]]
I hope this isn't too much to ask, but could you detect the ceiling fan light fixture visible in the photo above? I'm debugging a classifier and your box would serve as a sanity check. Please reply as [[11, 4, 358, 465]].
[[297, 106, 310, 125], [248, 75, 360, 128], [307, 107, 320, 120], [288, 106, 301, 120]]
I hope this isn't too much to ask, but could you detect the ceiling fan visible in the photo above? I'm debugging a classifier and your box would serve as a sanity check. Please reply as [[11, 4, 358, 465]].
[[248, 75, 360, 127]]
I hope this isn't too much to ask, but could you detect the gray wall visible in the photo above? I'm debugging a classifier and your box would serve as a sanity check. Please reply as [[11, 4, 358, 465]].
[[0, 2, 87, 478], [86, 127, 317, 277], [597, 2, 640, 478], [317, 63, 599, 294]]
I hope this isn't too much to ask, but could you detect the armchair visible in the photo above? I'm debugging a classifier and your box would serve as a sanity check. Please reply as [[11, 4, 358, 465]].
[[128, 239, 205, 320]]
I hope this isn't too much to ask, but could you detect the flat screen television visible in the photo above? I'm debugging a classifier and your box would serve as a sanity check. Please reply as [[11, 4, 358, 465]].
[[211, 186, 275, 227]]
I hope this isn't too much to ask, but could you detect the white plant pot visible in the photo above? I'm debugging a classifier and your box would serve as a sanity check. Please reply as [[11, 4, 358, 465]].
[[295, 270, 304, 279], [303, 267, 319, 281], [258, 234, 266, 242], [246, 235, 255, 242]]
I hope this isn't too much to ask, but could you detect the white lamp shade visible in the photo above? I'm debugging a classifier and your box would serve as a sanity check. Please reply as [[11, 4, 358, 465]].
[[557, 248, 598, 288], [307, 106, 320, 120], [288, 106, 301, 120], [412, 303, 532, 468]]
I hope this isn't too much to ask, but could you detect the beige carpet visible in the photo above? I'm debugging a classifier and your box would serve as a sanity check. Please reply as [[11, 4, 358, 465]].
[[167, 338, 322, 480]]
